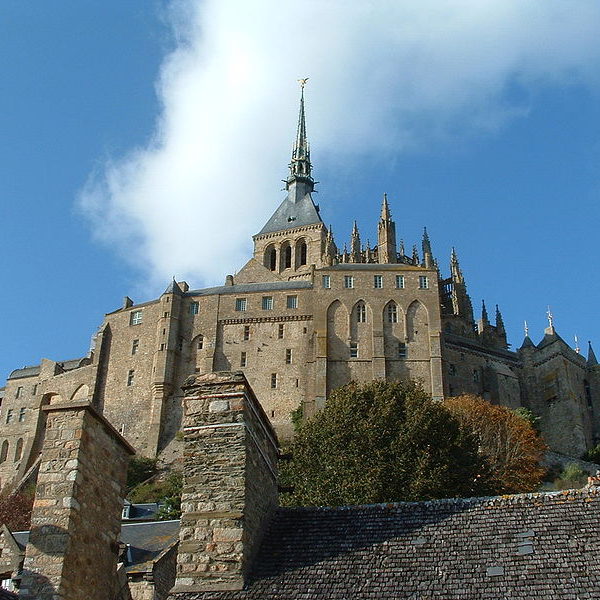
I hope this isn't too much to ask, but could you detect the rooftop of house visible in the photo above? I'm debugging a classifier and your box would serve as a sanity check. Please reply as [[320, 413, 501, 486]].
[[170, 486, 600, 600]]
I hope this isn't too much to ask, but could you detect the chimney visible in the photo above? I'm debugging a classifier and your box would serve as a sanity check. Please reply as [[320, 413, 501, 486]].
[[173, 372, 279, 592], [19, 401, 135, 600]]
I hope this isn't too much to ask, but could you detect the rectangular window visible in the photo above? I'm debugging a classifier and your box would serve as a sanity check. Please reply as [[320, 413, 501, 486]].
[[131, 339, 139, 355], [419, 275, 429, 289], [398, 343, 407, 359], [373, 275, 383, 289], [322, 275, 331, 289], [32, 384, 38, 395], [15, 386, 23, 399], [271, 373, 278, 389], [349, 342, 358, 358], [189, 301, 199, 315], [127, 370, 135, 386], [287, 295, 298, 309], [262, 296, 273, 310], [344, 276, 354, 289], [473, 369, 480, 382], [130, 310, 143, 325], [285, 349, 292, 364], [163, 312, 169, 318], [159, 343, 165, 351], [5, 409, 12, 424], [449, 364, 456, 376], [235, 298, 247, 312], [240, 352, 247, 368], [395, 275, 405, 289], [278, 324, 284, 339], [197, 335, 204, 350], [243, 325, 250, 341], [18, 407, 26, 422]]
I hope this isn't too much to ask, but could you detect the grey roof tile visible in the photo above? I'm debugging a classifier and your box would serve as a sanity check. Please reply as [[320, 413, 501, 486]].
[[256, 193, 322, 236], [186, 281, 313, 297]]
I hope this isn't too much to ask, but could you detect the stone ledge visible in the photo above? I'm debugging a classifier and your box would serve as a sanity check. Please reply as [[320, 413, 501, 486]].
[[170, 581, 244, 593], [42, 401, 136, 455]]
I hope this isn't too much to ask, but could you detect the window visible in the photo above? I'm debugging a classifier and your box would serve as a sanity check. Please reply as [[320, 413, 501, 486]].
[[197, 335, 204, 350], [0, 441, 7, 463], [271, 373, 278, 389], [163, 312, 169, 318], [240, 352, 247, 368], [350, 342, 358, 358], [32, 384, 38, 395], [356, 302, 367, 323], [322, 275, 331, 289], [449, 364, 456, 376], [285, 349, 292, 364], [283, 245, 292, 269], [287, 295, 298, 309], [278, 324, 284, 339], [398, 343, 407, 359], [130, 310, 143, 325], [5, 410, 13, 425], [262, 296, 273, 310], [267, 247, 277, 271], [189, 301, 199, 315], [387, 303, 398, 323], [419, 275, 429, 289], [395, 275, 405, 289], [344, 276, 354, 289], [131, 339, 139, 355], [160, 343, 165, 351], [18, 407, 26, 422], [373, 275, 383, 289], [473, 369, 480, 383], [127, 370, 135, 386], [14, 439, 23, 462], [243, 325, 250, 341], [235, 298, 247, 312], [298, 241, 307, 266], [15, 386, 23, 399], [178, 337, 184, 352]]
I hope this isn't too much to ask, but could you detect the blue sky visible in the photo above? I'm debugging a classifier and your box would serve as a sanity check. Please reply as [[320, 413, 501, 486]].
[[2, 1, 600, 382]]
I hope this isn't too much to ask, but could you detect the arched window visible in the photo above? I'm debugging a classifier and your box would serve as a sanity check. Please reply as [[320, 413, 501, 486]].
[[264, 246, 277, 271], [297, 240, 307, 266], [387, 302, 398, 323], [282, 244, 292, 269], [356, 301, 367, 323], [14, 438, 23, 462], [0, 440, 8, 463], [197, 335, 204, 350]]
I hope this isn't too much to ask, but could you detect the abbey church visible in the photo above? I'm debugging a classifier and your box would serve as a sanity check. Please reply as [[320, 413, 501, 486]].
[[1, 88, 599, 491]]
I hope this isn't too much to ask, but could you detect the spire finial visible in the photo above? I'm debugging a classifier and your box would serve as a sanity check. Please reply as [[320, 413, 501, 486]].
[[575, 334, 581, 354], [524, 320, 529, 337], [547, 306, 554, 329]]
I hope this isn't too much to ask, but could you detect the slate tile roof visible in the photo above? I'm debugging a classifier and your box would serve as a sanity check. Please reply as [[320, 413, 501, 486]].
[[170, 488, 600, 600]]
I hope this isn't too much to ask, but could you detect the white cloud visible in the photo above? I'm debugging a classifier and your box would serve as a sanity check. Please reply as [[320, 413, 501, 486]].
[[79, 0, 600, 288]]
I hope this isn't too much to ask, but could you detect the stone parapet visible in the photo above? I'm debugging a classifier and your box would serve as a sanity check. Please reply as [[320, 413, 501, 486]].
[[19, 401, 134, 600], [173, 372, 279, 592]]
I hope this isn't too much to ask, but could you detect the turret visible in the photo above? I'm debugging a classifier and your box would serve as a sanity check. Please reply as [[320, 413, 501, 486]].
[[449, 248, 474, 323], [350, 221, 362, 263], [377, 193, 397, 263], [421, 227, 434, 268]]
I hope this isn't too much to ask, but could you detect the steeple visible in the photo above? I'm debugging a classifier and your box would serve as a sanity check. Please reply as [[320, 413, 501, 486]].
[[286, 79, 314, 202], [422, 227, 433, 268], [350, 221, 362, 263], [377, 193, 397, 264], [495, 305, 505, 332], [588, 341, 598, 367], [481, 300, 490, 326]]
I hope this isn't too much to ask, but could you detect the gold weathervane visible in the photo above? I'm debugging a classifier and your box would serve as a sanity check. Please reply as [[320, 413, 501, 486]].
[[298, 77, 309, 89]]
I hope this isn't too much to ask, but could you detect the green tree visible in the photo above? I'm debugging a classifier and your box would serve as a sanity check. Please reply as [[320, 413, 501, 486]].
[[582, 443, 600, 464], [281, 380, 488, 507]]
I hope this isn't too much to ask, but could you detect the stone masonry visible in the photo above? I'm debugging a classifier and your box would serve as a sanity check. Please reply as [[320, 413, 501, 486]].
[[19, 400, 135, 600], [173, 372, 279, 593]]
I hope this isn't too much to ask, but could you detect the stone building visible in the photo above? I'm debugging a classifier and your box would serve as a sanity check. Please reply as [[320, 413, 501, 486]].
[[1, 88, 599, 492]]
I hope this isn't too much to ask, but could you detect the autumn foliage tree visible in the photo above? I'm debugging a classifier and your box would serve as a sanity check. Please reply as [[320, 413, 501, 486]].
[[0, 492, 34, 531], [444, 394, 547, 494], [281, 380, 489, 506]]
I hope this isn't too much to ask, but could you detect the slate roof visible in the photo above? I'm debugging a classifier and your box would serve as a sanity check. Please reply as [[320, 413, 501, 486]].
[[7, 365, 41, 380], [7, 357, 89, 380], [256, 193, 322, 236], [170, 487, 600, 600], [186, 281, 313, 297], [120, 520, 180, 573]]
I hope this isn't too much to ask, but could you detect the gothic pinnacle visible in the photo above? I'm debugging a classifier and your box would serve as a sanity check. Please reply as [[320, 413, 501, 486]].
[[588, 341, 598, 366], [481, 300, 489, 324], [286, 79, 314, 195], [380, 193, 392, 221], [495, 304, 505, 330]]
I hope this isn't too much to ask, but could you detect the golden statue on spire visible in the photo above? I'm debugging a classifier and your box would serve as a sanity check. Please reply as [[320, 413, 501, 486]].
[[298, 77, 309, 89]]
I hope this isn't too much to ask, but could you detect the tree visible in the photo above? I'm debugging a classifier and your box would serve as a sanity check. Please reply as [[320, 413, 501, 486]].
[[0, 492, 34, 531], [281, 380, 488, 507], [444, 395, 547, 494]]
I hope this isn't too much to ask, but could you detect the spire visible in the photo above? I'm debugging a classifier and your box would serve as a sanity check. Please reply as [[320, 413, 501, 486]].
[[481, 300, 489, 325], [588, 341, 598, 366], [377, 193, 397, 263], [422, 227, 433, 268], [286, 79, 314, 201], [350, 221, 361, 263], [545, 306, 555, 335], [495, 304, 505, 331], [450, 247, 464, 283], [399, 239, 405, 256]]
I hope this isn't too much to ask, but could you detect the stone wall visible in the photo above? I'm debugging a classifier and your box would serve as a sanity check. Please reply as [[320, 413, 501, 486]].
[[173, 372, 279, 592], [19, 400, 134, 600]]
